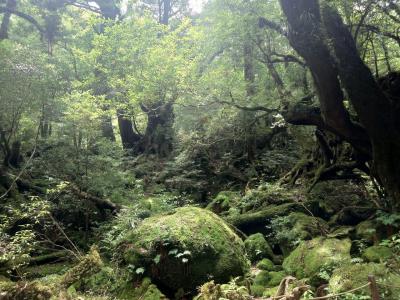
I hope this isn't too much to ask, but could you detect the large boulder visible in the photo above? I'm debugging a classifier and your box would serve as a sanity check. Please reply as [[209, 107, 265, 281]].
[[244, 233, 274, 263], [329, 263, 400, 298], [120, 207, 249, 293], [282, 237, 351, 279]]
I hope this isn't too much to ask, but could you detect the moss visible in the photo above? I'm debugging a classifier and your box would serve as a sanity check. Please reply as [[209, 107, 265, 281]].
[[267, 271, 285, 287], [282, 237, 351, 279], [244, 233, 274, 262], [362, 245, 393, 263], [61, 245, 103, 288], [256, 258, 275, 271], [287, 212, 328, 240], [329, 263, 400, 298], [121, 207, 249, 293], [328, 226, 354, 239], [226, 203, 301, 233], [355, 220, 388, 244], [250, 284, 265, 297], [23, 262, 70, 279], [0, 281, 53, 300], [196, 279, 250, 300], [118, 277, 167, 300], [263, 286, 278, 297], [253, 270, 270, 286], [207, 191, 241, 215]]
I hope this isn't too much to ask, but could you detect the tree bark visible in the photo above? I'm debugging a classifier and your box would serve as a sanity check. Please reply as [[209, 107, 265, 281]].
[[279, 0, 400, 209], [117, 109, 141, 150], [0, 0, 16, 39], [139, 102, 174, 157]]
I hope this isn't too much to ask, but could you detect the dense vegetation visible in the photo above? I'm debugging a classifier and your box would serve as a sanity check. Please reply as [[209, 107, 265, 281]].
[[1, 0, 400, 299]]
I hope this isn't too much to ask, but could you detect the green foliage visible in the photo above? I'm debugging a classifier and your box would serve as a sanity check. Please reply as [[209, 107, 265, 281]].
[[244, 233, 274, 263]]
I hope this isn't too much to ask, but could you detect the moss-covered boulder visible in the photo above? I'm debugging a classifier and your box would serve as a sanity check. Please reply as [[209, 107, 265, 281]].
[[287, 212, 328, 240], [256, 258, 275, 271], [329, 263, 400, 298], [355, 220, 388, 244], [207, 191, 241, 215], [267, 271, 286, 287], [362, 245, 393, 263], [244, 233, 274, 263], [121, 207, 249, 293], [119, 277, 167, 300], [282, 237, 351, 279]]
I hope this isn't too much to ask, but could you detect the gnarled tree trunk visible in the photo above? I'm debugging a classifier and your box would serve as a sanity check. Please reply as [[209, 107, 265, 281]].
[[279, 0, 400, 209], [139, 102, 174, 157]]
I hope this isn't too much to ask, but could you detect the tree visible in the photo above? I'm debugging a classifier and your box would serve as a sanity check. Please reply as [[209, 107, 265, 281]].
[[278, 0, 400, 209]]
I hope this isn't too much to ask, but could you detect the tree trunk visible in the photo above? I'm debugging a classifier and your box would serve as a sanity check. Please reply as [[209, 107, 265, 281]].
[[243, 40, 256, 161], [139, 102, 174, 157], [117, 109, 141, 150], [0, 0, 16, 40], [279, 0, 400, 209]]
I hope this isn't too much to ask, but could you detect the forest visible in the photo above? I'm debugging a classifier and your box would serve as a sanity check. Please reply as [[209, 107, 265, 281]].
[[1, 0, 400, 299]]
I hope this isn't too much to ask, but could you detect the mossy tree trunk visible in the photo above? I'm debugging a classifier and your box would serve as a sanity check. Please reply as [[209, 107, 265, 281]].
[[279, 0, 400, 210]]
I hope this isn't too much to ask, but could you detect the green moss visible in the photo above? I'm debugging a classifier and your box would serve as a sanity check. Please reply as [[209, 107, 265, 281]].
[[253, 270, 270, 286], [267, 271, 285, 287], [250, 284, 265, 297], [23, 262, 70, 279], [288, 212, 328, 240], [118, 277, 167, 300], [196, 279, 250, 300], [263, 286, 279, 297], [362, 245, 393, 263], [329, 263, 400, 298], [61, 246, 103, 288], [121, 207, 250, 293], [355, 220, 387, 243], [256, 258, 275, 271], [207, 191, 241, 215], [244, 233, 274, 262], [282, 237, 351, 279]]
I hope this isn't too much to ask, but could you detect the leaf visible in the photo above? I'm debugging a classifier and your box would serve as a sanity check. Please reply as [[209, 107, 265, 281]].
[[182, 258, 188, 263], [168, 249, 178, 255], [183, 250, 191, 256], [153, 254, 161, 264], [136, 267, 145, 274]]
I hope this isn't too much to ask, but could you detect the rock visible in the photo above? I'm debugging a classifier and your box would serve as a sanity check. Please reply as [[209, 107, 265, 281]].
[[121, 207, 249, 293], [362, 245, 393, 263], [207, 191, 241, 215], [329, 263, 400, 298], [250, 284, 265, 297], [282, 237, 351, 279], [267, 271, 286, 287], [286, 212, 328, 239], [327, 226, 354, 239], [256, 258, 275, 271], [244, 233, 274, 262], [355, 219, 388, 244], [308, 181, 368, 221], [226, 203, 303, 234], [195, 279, 250, 300], [120, 277, 167, 300], [253, 270, 270, 286]]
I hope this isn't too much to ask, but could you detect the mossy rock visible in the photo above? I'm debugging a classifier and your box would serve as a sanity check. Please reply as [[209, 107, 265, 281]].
[[282, 237, 351, 279], [244, 233, 274, 262], [118, 277, 167, 300], [267, 271, 285, 287], [207, 191, 241, 215], [250, 284, 265, 297], [362, 245, 393, 263], [328, 226, 354, 239], [287, 212, 328, 240], [121, 207, 250, 293], [253, 270, 270, 286], [355, 219, 388, 244], [23, 263, 70, 279], [329, 263, 400, 298], [0, 280, 53, 300], [256, 259, 275, 271], [263, 286, 278, 297]]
